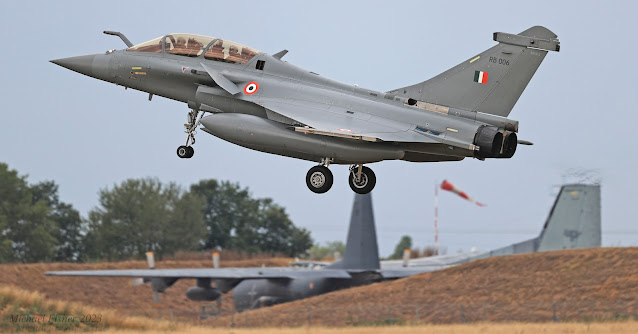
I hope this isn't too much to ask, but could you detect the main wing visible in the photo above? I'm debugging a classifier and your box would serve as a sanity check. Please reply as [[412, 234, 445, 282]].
[[260, 98, 438, 144], [46, 267, 352, 280]]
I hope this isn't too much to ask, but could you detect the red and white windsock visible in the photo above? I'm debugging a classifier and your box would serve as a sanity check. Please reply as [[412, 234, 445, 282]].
[[440, 180, 485, 207]]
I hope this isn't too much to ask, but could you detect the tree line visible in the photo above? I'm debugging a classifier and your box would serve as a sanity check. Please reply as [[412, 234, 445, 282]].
[[0, 163, 312, 263]]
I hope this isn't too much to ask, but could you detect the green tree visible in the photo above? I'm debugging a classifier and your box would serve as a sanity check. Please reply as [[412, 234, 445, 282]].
[[83, 178, 206, 261], [0, 163, 58, 263], [30, 181, 84, 261], [309, 241, 345, 260], [252, 198, 312, 256], [389, 235, 412, 259], [191, 180, 312, 256]]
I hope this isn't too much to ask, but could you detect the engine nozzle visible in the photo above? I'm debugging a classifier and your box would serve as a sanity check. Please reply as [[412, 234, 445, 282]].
[[473, 126, 518, 159]]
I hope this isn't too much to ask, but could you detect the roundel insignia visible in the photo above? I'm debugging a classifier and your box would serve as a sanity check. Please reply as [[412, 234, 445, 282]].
[[244, 82, 259, 95]]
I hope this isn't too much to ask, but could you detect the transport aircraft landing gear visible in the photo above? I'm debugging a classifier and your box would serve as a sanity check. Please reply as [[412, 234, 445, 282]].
[[306, 158, 333, 194], [348, 165, 376, 194], [177, 109, 203, 159]]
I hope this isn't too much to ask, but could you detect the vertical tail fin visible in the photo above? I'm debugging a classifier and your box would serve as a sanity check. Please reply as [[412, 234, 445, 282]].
[[536, 184, 601, 251], [389, 26, 560, 117], [327, 193, 380, 270], [487, 183, 601, 256]]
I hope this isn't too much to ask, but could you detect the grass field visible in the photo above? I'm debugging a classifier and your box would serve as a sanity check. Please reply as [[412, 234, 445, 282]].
[[71, 322, 638, 334], [3, 248, 638, 332], [2, 284, 637, 333], [0, 285, 183, 332]]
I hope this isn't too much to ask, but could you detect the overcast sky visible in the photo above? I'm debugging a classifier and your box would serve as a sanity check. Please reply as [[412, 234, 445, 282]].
[[1, 1, 636, 256]]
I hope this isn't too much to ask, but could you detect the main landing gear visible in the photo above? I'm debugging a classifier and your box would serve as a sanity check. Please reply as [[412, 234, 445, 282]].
[[348, 164, 376, 194], [306, 158, 333, 194], [177, 109, 204, 159], [305, 159, 376, 194]]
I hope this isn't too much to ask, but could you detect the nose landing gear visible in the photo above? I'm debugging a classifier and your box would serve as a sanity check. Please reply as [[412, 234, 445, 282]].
[[177, 109, 203, 159], [177, 145, 194, 158]]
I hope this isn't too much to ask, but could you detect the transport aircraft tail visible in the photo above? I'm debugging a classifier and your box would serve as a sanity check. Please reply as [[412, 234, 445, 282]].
[[327, 193, 380, 270], [388, 26, 560, 117], [489, 184, 601, 256]]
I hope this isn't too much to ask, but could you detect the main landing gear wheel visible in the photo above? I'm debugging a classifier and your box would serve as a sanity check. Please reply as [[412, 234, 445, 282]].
[[306, 166, 333, 194], [349, 165, 376, 194], [177, 145, 194, 158]]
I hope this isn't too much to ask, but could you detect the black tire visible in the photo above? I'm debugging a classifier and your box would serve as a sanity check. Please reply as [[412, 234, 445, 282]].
[[177, 145, 190, 158], [348, 166, 376, 194], [186, 146, 195, 158], [306, 166, 333, 194]]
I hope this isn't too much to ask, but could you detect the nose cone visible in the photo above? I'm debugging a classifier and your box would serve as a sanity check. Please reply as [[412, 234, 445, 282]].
[[50, 54, 97, 77]]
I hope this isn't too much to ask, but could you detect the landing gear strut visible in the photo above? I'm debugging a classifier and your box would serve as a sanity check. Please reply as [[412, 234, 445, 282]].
[[306, 158, 333, 194], [348, 165, 376, 194], [177, 109, 203, 159]]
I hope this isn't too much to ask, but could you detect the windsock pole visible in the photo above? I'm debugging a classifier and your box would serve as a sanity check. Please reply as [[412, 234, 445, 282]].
[[434, 181, 439, 256]]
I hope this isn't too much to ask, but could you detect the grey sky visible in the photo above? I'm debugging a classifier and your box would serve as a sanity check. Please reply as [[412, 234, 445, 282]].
[[1, 1, 636, 256]]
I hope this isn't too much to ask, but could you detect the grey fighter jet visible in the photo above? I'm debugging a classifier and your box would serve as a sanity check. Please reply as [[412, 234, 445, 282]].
[[51, 27, 560, 194]]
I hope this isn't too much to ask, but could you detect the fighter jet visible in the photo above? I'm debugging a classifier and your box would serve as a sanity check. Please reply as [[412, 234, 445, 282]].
[[46, 184, 599, 312], [51, 27, 560, 194]]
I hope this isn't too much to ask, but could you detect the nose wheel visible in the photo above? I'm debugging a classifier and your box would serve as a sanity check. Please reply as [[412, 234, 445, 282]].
[[348, 165, 376, 194], [177, 145, 194, 158], [177, 109, 203, 159]]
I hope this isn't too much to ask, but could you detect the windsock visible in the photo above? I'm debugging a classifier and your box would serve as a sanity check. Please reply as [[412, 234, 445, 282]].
[[440, 180, 485, 207]]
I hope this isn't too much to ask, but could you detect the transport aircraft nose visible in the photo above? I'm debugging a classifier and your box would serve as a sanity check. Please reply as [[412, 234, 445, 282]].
[[50, 55, 97, 77]]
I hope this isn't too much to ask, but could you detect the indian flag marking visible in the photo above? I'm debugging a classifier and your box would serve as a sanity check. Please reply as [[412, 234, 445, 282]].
[[474, 71, 489, 84]]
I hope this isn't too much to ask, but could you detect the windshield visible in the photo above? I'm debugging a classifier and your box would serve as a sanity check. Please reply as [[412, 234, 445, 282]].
[[127, 33, 261, 64], [165, 34, 214, 57], [127, 36, 163, 53], [204, 39, 259, 64]]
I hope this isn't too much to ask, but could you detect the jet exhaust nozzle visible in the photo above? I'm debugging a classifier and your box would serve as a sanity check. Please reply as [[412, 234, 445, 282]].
[[473, 126, 517, 159], [474, 126, 502, 158], [501, 132, 517, 158]]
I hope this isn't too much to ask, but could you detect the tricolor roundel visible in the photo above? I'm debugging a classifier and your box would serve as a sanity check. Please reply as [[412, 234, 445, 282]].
[[473, 71, 489, 84], [244, 82, 259, 95]]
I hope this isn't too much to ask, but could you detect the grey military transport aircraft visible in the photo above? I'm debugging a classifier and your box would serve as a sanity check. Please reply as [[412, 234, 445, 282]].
[[48, 193, 424, 311], [51, 27, 560, 194], [47, 184, 599, 312]]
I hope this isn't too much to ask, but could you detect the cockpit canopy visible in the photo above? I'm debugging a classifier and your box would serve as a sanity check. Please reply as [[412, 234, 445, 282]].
[[127, 34, 260, 64]]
